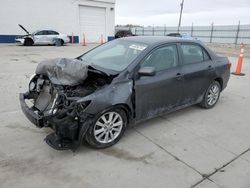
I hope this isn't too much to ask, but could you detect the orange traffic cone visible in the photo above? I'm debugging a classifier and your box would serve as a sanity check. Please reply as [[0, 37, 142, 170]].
[[100, 34, 104, 44], [82, 33, 86, 46], [232, 43, 245, 76]]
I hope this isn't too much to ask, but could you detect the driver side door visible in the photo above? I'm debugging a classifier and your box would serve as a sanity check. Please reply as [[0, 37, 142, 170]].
[[134, 44, 184, 121]]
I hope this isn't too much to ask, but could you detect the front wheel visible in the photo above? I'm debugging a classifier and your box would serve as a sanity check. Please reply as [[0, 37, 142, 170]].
[[199, 81, 221, 109], [24, 38, 33, 46], [85, 108, 127, 148]]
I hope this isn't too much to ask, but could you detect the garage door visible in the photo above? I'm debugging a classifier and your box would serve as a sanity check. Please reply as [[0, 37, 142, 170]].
[[79, 5, 106, 43]]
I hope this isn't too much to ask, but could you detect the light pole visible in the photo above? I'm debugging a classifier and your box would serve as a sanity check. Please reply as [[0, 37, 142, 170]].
[[177, 0, 184, 32]]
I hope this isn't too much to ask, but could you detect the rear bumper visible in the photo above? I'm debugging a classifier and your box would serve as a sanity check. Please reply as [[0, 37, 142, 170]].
[[19, 93, 45, 127]]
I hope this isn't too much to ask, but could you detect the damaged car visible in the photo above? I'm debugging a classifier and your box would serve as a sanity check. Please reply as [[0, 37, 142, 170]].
[[20, 36, 231, 150], [15, 24, 70, 46]]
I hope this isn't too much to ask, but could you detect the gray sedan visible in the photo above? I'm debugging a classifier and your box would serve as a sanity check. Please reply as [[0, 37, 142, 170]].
[[20, 36, 231, 150]]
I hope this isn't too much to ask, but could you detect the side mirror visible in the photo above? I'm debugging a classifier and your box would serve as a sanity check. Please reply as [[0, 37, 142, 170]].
[[138, 67, 156, 77]]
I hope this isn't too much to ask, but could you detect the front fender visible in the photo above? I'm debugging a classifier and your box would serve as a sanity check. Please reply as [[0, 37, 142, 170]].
[[77, 80, 134, 115]]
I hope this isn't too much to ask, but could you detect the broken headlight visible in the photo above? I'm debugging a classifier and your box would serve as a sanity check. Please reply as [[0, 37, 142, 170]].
[[28, 74, 37, 92], [29, 81, 36, 91]]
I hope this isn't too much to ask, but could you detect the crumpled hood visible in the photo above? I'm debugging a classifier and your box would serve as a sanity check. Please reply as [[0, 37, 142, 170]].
[[36, 58, 88, 86]]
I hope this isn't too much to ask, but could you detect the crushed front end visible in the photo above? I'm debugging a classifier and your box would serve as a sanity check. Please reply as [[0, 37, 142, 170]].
[[19, 58, 113, 150], [20, 75, 90, 150]]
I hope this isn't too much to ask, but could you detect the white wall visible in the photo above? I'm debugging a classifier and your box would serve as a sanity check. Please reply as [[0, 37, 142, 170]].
[[0, 0, 115, 42]]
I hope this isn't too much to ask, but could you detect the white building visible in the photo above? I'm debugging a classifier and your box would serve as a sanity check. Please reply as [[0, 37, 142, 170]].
[[0, 0, 115, 43]]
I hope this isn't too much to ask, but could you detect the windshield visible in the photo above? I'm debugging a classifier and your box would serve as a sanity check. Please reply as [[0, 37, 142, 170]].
[[79, 40, 148, 72], [31, 30, 40, 35]]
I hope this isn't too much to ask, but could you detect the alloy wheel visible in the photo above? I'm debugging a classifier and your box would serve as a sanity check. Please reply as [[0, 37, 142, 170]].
[[207, 84, 220, 106], [94, 112, 123, 144]]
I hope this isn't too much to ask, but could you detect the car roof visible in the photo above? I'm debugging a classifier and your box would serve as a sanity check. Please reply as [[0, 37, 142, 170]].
[[34, 30, 59, 33], [119, 36, 199, 45]]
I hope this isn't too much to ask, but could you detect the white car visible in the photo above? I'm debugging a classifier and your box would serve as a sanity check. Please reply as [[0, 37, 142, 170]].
[[15, 24, 70, 46]]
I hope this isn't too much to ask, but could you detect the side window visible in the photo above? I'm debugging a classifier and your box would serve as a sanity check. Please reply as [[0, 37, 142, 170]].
[[35, 31, 47, 35], [203, 49, 210, 61], [35, 31, 42, 35], [141, 45, 178, 72], [48, 30, 59, 35], [181, 44, 205, 64]]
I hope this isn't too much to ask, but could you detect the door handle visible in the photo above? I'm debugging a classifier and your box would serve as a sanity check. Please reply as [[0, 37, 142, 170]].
[[176, 73, 182, 81]]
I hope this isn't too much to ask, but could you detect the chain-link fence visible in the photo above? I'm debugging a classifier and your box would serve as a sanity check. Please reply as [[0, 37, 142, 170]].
[[115, 23, 250, 44]]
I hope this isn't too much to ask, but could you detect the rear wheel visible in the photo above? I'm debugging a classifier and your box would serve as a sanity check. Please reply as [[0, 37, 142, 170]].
[[85, 108, 127, 148], [58, 39, 64, 46], [54, 39, 64, 46], [200, 81, 221, 109]]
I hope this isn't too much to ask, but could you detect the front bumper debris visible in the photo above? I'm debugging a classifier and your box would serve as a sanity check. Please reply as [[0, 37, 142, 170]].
[[19, 92, 88, 151], [15, 38, 25, 44], [19, 92, 45, 128], [45, 133, 75, 150]]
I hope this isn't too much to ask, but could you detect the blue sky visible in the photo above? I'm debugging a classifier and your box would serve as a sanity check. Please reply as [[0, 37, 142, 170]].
[[115, 0, 250, 26]]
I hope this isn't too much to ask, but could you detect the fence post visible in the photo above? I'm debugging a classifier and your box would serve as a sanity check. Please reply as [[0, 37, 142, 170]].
[[164, 24, 166, 36], [191, 23, 194, 37], [71, 32, 74, 44], [142, 25, 144, 36], [210, 22, 214, 43], [235, 21, 240, 45], [152, 25, 155, 36]]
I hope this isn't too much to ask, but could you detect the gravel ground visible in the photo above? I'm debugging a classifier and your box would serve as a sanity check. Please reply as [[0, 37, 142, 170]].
[[207, 43, 250, 58]]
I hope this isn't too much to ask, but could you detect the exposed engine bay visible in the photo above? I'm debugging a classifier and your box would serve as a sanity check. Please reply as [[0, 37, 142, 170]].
[[28, 71, 111, 116], [20, 58, 115, 150]]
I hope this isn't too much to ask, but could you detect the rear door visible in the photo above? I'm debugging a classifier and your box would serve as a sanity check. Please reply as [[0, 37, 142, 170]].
[[135, 44, 184, 120], [47, 30, 59, 44], [179, 43, 216, 103]]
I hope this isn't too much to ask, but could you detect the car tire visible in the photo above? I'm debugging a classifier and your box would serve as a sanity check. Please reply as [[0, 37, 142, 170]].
[[59, 39, 64, 46], [54, 39, 64, 46], [199, 81, 221, 109], [85, 108, 127, 149], [24, 38, 33, 46]]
